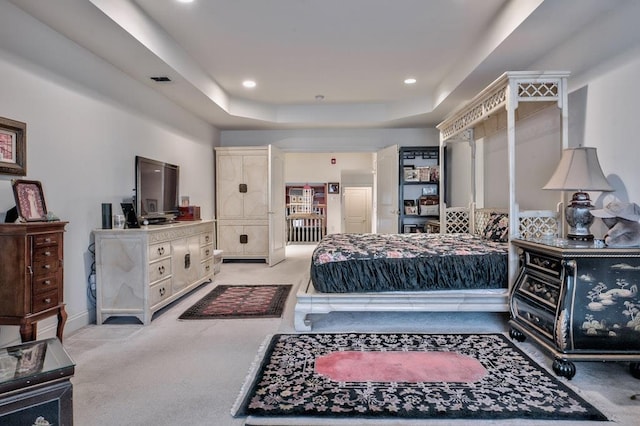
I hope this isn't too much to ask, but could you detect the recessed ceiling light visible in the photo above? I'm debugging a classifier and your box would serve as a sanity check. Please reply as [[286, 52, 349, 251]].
[[176, 0, 195, 4], [404, 78, 417, 85], [242, 80, 256, 89]]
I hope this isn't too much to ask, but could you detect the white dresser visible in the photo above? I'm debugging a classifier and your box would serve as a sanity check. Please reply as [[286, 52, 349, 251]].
[[94, 220, 214, 324]]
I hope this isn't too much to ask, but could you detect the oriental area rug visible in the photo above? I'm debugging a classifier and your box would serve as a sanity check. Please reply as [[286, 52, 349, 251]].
[[178, 284, 291, 320], [232, 333, 607, 422]]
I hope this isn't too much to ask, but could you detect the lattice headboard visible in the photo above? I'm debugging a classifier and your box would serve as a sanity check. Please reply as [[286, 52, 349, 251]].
[[444, 206, 558, 239]]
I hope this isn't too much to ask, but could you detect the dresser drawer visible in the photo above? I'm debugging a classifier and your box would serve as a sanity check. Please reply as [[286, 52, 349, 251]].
[[32, 289, 59, 313], [33, 233, 61, 248], [149, 258, 171, 283], [33, 275, 59, 295], [200, 232, 213, 246], [201, 245, 213, 260], [149, 278, 171, 308], [201, 258, 213, 276], [33, 245, 59, 263], [525, 251, 561, 278], [149, 242, 171, 261], [32, 258, 60, 276]]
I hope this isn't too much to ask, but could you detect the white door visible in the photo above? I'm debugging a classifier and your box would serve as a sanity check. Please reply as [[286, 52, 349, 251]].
[[344, 187, 371, 233], [376, 145, 399, 233], [268, 145, 286, 266]]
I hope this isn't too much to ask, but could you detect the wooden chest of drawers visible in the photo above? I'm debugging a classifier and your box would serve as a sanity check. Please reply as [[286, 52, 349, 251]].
[[0, 222, 67, 342]]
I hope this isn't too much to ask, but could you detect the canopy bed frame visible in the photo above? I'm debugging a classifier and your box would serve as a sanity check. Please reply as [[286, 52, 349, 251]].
[[294, 71, 569, 331]]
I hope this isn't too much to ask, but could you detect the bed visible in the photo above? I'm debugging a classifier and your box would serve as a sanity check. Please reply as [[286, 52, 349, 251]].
[[294, 71, 568, 331]]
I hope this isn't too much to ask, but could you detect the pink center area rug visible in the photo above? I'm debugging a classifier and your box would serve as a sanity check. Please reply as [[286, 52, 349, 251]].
[[232, 333, 607, 422], [178, 284, 291, 320]]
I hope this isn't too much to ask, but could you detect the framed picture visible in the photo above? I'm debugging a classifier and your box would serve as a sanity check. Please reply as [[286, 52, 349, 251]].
[[328, 182, 340, 194], [0, 116, 26, 176], [404, 168, 419, 182], [405, 205, 418, 215], [12, 179, 47, 221]]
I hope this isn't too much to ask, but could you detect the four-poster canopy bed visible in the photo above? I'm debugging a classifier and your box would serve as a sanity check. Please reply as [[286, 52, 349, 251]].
[[294, 71, 569, 331]]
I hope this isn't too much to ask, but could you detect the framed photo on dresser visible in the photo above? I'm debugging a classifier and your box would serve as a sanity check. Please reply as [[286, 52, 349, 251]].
[[12, 179, 48, 222]]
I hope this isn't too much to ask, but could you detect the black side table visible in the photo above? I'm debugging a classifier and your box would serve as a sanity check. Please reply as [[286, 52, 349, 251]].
[[0, 338, 75, 425], [509, 238, 640, 379]]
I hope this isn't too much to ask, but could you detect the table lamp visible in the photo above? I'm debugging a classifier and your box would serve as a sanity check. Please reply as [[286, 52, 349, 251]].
[[543, 147, 613, 241]]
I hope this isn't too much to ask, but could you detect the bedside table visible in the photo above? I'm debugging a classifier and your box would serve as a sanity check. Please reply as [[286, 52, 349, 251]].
[[0, 338, 74, 425], [509, 238, 640, 379]]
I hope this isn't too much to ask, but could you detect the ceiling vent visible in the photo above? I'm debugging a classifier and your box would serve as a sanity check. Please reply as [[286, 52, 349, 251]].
[[150, 76, 172, 82]]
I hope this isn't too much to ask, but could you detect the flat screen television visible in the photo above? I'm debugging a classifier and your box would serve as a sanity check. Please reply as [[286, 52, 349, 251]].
[[135, 156, 179, 222]]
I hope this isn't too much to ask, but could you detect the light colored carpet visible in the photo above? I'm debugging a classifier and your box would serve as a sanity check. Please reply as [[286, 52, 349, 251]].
[[64, 245, 640, 425]]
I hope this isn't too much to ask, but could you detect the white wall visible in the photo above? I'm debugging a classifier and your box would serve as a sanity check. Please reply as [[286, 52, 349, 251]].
[[0, 3, 218, 345]]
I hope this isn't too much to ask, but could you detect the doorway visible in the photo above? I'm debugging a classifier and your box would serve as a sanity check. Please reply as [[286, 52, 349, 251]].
[[343, 186, 372, 233]]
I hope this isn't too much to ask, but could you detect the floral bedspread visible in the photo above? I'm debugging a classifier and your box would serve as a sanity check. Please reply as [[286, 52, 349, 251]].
[[310, 233, 508, 293]]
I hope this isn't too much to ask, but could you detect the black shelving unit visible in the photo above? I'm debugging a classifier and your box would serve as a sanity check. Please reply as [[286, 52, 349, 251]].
[[398, 146, 440, 233]]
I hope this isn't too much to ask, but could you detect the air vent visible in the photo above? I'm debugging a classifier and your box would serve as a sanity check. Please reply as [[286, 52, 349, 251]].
[[150, 76, 172, 82]]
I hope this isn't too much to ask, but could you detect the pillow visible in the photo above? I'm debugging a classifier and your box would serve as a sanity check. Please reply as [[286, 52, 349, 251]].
[[482, 213, 509, 242]]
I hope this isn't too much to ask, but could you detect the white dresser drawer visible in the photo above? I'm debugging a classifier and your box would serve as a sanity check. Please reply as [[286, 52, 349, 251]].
[[149, 278, 172, 308], [201, 245, 213, 260], [149, 258, 171, 283], [149, 242, 171, 261], [201, 259, 213, 276], [200, 232, 213, 247]]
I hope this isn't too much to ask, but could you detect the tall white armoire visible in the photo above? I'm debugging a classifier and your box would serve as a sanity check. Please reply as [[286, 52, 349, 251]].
[[215, 145, 285, 266]]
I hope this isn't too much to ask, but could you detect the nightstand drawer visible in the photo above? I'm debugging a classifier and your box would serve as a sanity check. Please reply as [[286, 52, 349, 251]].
[[515, 271, 560, 311], [32, 289, 59, 312], [512, 298, 555, 341], [525, 251, 561, 278]]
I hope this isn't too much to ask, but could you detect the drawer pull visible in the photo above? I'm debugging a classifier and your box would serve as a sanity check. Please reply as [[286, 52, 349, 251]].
[[205, 235, 210, 242], [158, 265, 165, 275], [157, 247, 165, 256], [44, 298, 51, 304], [205, 249, 210, 256], [205, 265, 210, 272], [44, 238, 51, 243], [159, 287, 166, 296], [44, 251, 52, 256], [43, 264, 51, 270], [43, 280, 51, 286]]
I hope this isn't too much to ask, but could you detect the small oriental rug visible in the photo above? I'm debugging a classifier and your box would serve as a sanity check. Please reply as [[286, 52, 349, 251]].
[[178, 284, 291, 320], [233, 333, 607, 422]]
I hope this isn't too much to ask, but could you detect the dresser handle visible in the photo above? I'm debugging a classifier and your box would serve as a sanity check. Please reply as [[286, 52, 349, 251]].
[[159, 287, 166, 296], [44, 280, 51, 286], [205, 249, 210, 256], [157, 247, 165, 256], [27, 266, 33, 275], [44, 298, 51, 304], [205, 235, 210, 242], [44, 238, 51, 243], [44, 251, 51, 256], [205, 265, 210, 271], [43, 264, 51, 270], [158, 265, 165, 275]]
